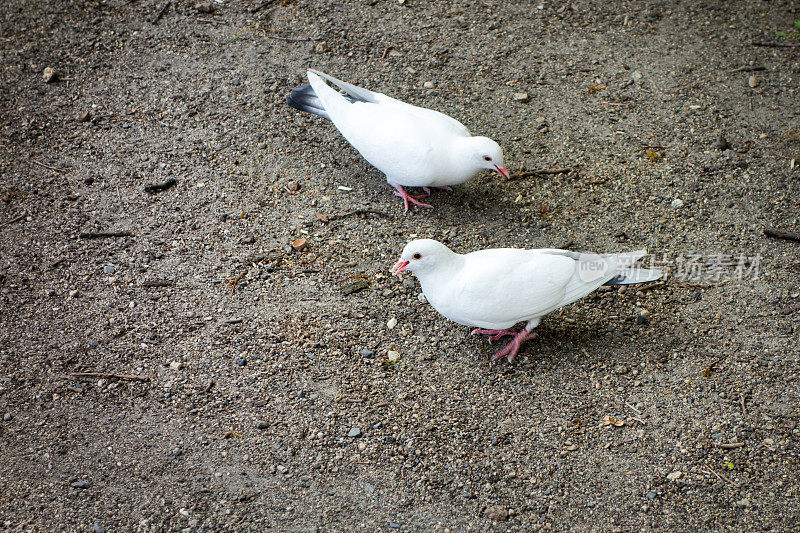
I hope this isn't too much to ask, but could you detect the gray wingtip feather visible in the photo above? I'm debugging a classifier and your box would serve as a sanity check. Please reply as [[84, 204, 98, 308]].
[[286, 84, 331, 120], [604, 268, 663, 286]]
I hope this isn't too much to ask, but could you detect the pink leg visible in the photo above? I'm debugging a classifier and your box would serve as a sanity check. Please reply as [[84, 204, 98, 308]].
[[393, 185, 433, 213]]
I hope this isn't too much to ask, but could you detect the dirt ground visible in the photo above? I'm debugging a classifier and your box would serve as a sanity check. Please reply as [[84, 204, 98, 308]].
[[1, 0, 799, 531]]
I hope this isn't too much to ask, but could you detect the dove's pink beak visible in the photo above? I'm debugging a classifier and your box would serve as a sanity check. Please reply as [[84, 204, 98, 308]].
[[494, 164, 510, 179], [392, 260, 410, 276]]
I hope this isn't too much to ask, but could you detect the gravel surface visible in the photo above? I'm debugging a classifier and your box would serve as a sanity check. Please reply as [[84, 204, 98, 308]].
[[1, 0, 799, 531]]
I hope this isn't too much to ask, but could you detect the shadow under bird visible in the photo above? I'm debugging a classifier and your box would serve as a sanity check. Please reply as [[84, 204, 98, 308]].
[[392, 239, 662, 363], [287, 69, 509, 212]]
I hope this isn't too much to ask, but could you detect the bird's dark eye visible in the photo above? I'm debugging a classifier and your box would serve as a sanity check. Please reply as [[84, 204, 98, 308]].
[[483, 156, 492, 161], [412, 253, 422, 260]]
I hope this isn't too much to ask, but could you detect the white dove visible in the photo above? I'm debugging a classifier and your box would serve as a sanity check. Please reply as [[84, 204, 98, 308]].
[[392, 239, 662, 362], [287, 70, 509, 212]]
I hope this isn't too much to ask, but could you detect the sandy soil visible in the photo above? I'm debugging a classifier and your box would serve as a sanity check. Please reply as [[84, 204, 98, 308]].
[[1, 0, 799, 531]]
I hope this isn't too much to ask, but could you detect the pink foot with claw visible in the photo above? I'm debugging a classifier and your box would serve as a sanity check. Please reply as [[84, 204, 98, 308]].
[[472, 327, 537, 363], [393, 185, 433, 213]]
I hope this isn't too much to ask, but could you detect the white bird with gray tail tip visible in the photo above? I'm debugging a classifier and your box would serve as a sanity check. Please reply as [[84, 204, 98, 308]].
[[392, 239, 662, 363], [287, 70, 509, 212]]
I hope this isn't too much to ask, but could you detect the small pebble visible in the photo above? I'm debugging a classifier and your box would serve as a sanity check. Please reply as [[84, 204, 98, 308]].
[[78, 110, 92, 122], [386, 317, 397, 330], [423, 81, 434, 89], [3, 413, 11, 421], [169, 361, 184, 371], [748, 75, 759, 88], [666, 471, 682, 482], [359, 348, 374, 357], [735, 498, 750, 508], [194, 1, 215, 13], [93, 521, 105, 533], [387, 350, 400, 362], [103, 265, 115, 274], [630, 70, 642, 82], [347, 427, 362, 438], [512, 92, 530, 102], [713, 134, 730, 150], [417, 293, 427, 303], [286, 180, 300, 192], [483, 505, 509, 521], [256, 421, 269, 430], [291, 238, 307, 252], [69, 289, 79, 298], [239, 234, 255, 245], [342, 280, 369, 296], [636, 308, 650, 325], [71, 480, 90, 489], [314, 42, 331, 53], [235, 358, 247, 366], [43, 67, 58, 83], [670, 198, 684, 208]]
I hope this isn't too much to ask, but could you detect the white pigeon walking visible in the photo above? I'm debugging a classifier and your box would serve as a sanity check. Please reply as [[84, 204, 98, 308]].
[[392, 239, 662, 362], [287, 70, 509, 212]]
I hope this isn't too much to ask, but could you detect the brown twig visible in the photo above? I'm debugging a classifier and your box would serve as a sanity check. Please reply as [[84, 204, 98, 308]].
[[196, 18, 224, 25], [673, 281, 710, 289], [316, 209, 391, 223], [509, 167, 573, 180], [150, 1, 171, 24], [752, 41, 800, 48], [67, 372, 150, 382], [636, 280, 665, 292], [141, 280, 174, 287], [144, 178, 177, 194], [702, 468, 733, 485], [227, 272, 247, 292], [730, 65, 766, 72], [4, 213, 26, 225], [764, 227, 800, 243], [250, 0, 277, 13], [263, 34, 322, 42], [717, 442, 745, 449], [702, 352, 730, 377], [32, 159, 69, 173], [624, 402, 642, 415], [79, 231, 134, 239]]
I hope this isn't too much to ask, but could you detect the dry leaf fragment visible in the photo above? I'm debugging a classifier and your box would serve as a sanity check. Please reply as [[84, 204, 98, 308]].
[[646, 149, 663, 162], [602, 414, 626, 427]]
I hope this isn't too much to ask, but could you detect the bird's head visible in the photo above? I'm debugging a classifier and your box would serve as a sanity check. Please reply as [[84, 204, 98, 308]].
[[467, 136, 509, 179], [391, 239, 455, 277]]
